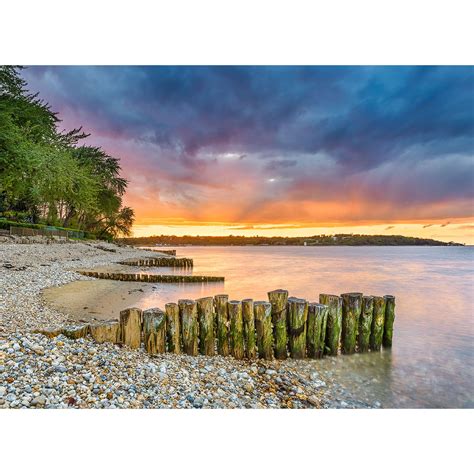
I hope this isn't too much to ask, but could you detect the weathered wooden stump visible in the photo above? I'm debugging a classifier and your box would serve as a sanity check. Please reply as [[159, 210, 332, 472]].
[[89, 321, 120, 343], [228, 300, 245, 360], [268, 289, 288, 360], [358, 295, 374, 352], [287, 297, 308, 358], [307, 303, 328, 358], [197, 296, 215, 356], [254, 301, 273, 359], [341, 292, 363, 354], [319, 294, 342, 356], [383, 295, 396, 348], [62, 324, 89, 340], [242, 299, 256, 359], [165, 303, 181, 354], [119, 307, 142, 349], [370, 296, 386, 351], [214, 294, 230, 356], [178, 299, 198, 356], [34, 327, 62, 338], [143, 308, 166, 354]]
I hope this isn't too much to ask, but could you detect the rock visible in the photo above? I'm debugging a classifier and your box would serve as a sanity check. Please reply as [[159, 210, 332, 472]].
[[193, 397, 204, 408], [31, 395, 46, 407], [32, 345, 45, 356], [310, 371, 320, 381]]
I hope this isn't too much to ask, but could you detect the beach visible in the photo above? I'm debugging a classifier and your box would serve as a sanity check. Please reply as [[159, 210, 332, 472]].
[[0, 239, 368, 409]]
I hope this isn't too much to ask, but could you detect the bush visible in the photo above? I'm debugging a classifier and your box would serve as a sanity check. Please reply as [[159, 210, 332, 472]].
[[0, 218, 96, 240]]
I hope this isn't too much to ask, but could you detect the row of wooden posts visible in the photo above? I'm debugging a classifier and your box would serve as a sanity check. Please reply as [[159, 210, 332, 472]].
[[49, 290, 395, 360], [147, 249, 177, 256], [119, 257, 193, 268], [77, 270, 224, 283]]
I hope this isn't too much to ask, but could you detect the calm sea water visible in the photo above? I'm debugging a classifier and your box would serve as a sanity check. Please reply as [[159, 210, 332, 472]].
[[135, 246, 474, 408]]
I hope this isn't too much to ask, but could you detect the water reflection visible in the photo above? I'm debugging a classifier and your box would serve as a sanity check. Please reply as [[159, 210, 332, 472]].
[[133, 246, 473, 408]]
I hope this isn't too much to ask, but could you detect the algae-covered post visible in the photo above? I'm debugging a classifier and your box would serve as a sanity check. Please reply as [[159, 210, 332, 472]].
[[178, 299, 199, 356], [89, 321, 120, 344], [287, 297, 308, 358], [358, 295, 374, 352], [119, 307, 142, 349], [228, 300, 245, 360], [254, 301, 273, 359], [242, 299, 256, 359], [268, 289, 289, 359], [341, 292, 363, 354], [383, 295, 396, 348], [370, 296, 386, 351], [62, 324, 89, 340], [319, 294, 342, 356], [143, 308, 166, 354], [165, 302, 181, 354], [214, 294, 230, 356], [307, 303, 328, 359], [197, 296, 215, 356]]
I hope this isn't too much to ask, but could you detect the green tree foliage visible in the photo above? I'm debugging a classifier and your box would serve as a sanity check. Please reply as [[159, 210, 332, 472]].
[[0, 66, 134, 239]]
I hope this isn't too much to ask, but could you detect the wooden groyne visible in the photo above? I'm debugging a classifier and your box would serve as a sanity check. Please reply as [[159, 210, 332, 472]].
[[37, 290, 395, 360], [119, 257, 193, 267], [77, 270, 224, 283], [146, 249, 177, 256]]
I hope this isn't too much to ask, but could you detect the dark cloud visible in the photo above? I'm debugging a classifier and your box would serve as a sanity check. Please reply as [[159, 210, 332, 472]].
[[264, 159, 298, 171], [385, 226, 395, 230], [21, 66, 474, 224]]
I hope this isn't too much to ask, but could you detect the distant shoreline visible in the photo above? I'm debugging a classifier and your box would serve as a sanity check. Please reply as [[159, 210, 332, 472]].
[[121, 234, 464, 247]]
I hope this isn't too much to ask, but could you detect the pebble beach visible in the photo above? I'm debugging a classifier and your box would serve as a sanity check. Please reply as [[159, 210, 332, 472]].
[[0, 238, 374, 409]]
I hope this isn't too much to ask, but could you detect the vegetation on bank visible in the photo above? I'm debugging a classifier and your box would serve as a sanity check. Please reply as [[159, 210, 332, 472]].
[[0, 66, 134, 240], [120, 234, 462, 246]]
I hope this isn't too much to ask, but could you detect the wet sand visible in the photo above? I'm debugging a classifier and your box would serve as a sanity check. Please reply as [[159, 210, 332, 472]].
[[42, 279, 152, 321]]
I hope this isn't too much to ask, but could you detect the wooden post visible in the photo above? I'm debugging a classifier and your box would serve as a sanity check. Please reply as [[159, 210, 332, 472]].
[[358, 296, 374, 352], [34, 327, 62, 338], [178, 299, 198, 356], [197, 296, 215, 356], [254, 301, 273, 359], [287, 297, 308, 358], [319, 294, 342, 356], [214, 294, 230, 356], [370, 296, 386, 351], [143, 308, 166, 354], [341, 292, 363, 354], [383, 295, 396, 348], [228, 300, 244, 359], [268, 289, 288, 360], [62, 324, 89, 340], [119, 307, 142, 349], [89, 321, 120, 343], [307, 303, 328, 358], [242, 299, 256, 359], [165, 303, 181, 354]]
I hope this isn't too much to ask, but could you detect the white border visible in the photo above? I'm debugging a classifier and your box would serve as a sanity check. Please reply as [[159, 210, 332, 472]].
[[1, 0, 473, 64]]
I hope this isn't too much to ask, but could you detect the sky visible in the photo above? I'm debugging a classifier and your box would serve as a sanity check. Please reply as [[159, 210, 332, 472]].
[[22, 66, 474, 243]]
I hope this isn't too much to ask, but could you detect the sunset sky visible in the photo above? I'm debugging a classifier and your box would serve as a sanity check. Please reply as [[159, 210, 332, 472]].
[[23, 66, 474, 243]]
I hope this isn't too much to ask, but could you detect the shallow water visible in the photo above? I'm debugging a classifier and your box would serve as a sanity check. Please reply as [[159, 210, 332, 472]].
[[133, 245, 474, 408]]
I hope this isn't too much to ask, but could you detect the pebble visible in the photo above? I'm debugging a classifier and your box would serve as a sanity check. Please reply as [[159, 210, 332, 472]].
[[0, 241, 375, 410]]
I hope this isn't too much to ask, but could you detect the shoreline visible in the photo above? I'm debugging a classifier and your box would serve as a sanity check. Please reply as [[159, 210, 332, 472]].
[[0, 239, 375, 409]]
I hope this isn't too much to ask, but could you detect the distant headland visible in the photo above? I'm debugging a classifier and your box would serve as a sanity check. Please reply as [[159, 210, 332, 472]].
[[120, 234, 464, 247]]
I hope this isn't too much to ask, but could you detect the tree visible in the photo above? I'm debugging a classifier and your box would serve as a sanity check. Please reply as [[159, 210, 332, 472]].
[[0, 66, 134, 238]]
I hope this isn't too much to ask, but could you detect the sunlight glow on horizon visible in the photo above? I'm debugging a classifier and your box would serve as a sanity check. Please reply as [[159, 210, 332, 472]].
[[130, 221, 474, 244]]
